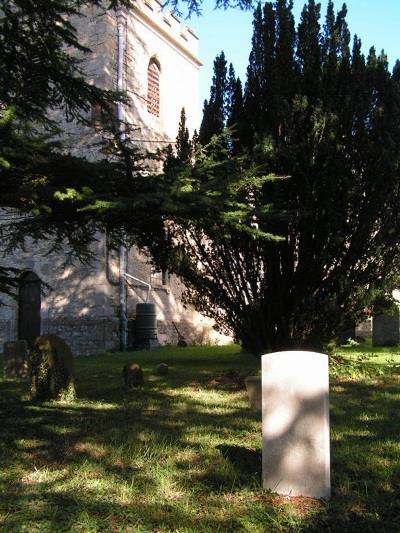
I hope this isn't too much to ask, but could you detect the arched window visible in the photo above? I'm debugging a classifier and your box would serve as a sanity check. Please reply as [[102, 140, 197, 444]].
[[147, 58, 160, 117]]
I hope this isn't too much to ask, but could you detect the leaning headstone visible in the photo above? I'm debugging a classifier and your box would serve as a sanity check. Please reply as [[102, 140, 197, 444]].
[[372, 310, 399, 346], [262, 351, 330, 499], [3, 340, 29, 379]]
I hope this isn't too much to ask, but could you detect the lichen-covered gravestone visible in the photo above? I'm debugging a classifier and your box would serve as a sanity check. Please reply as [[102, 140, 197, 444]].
[[262, 351, 330, 499], [3, 340, 28, 379], [29, 334, 76, 401]]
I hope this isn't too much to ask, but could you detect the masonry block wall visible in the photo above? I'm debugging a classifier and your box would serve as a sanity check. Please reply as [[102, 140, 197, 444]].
[[0, 235, 119, 355]]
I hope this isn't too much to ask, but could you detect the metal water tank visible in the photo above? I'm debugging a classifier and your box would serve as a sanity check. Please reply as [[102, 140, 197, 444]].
[[135, 303, 157, 342]]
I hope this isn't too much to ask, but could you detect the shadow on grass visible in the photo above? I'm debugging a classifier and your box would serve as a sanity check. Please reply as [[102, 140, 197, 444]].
[[1, 351, 400, 532], [216, 444, 262, 478], [0, 485, 247, 532], [302, 377, 400, 532], [0, 368, 260, 531]]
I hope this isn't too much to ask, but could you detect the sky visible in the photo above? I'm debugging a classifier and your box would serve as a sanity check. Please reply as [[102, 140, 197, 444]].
[[183, 0, 400, 108]]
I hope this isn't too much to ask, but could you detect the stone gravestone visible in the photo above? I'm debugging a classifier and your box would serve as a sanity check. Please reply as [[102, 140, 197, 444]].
[[262, 351, 330, 499], [372, 310, 399, 347], [244, 375, 262, 411], [156, 363, 169, 375], [3, 340, 29, 379]]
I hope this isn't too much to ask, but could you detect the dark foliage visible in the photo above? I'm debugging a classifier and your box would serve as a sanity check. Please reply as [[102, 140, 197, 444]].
[[141, 0, 400, 355], [0, 0, 252, 296]]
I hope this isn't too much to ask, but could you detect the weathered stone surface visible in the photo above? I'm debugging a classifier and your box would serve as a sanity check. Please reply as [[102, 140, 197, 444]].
[[244, 375, 261, 411], [29, 335, 76, 401], [41, 317, 120, 356], [356, 318, 372, 339], [372, 311, 399, 346], [262, 351, 330, 499], [3, 340, 28, 379]]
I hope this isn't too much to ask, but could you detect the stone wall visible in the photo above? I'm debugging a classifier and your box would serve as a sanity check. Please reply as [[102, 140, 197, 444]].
[[0, 234, 118, 355], [124, 0, 201, 148], [0, 234, 230, 355], [124, 247, 232, 347], [41, 317, 119, 355], [60, 1, 201, 158]]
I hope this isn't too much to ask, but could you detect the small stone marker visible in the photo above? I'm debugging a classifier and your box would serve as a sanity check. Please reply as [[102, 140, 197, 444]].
[[262, 351, 330, 499], [123, 362, 144, 391], [244, 375, 261, 411], [3, 340, 28, 379], [156, 363, 169, 375]]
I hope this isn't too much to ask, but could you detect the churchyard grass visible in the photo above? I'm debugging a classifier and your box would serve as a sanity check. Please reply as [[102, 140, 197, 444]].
[[0, 343, 399, 532]]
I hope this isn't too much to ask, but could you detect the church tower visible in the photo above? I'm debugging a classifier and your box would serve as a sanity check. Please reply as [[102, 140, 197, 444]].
[[65, 1, 201, 156], [0, 3, 231, 354]]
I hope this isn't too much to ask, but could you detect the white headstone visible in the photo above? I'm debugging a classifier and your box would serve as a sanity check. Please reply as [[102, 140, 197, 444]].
[[262, 351, 330, 499]]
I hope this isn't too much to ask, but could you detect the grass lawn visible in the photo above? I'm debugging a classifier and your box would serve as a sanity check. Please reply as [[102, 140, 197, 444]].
[[0, 343, 399, 532]]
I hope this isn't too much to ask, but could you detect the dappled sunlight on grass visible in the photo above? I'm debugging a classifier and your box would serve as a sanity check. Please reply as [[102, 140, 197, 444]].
[[1, 344, 400, 531]]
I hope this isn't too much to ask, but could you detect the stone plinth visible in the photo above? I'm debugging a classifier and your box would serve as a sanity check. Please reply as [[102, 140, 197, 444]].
[[262, 351, 330, 499], [3, 340, 28, 379]]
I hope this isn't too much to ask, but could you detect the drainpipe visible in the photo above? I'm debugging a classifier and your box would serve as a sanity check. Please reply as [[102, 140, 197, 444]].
[[117, 7, 128, 350]]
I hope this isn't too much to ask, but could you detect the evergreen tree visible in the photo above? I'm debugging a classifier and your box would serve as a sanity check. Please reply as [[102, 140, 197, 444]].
[[244, 2, 272, 140], [226, 67, 245, 153], [162, 107, 198, 192], [175, 108, 192, 162], [144, 0, 400, 354], [199, 51, 228, 144], [226, 63, 239, 123], [191, 129, 200, 154], [271, 0, 296, 138], [297, 0, 322, 101], [162, 143, 176, 174], [0, 0, 134, 295]]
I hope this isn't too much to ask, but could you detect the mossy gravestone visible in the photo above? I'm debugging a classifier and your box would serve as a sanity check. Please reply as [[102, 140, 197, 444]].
[[123, 362, 144, 391], [29, 334, 76, 401]]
